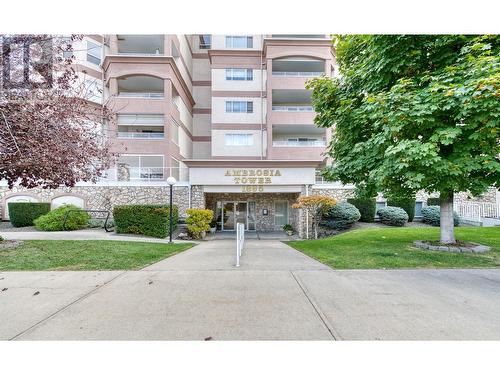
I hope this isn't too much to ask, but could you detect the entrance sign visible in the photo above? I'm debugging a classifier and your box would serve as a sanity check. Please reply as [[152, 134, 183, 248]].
[[190, 167, 316, 190]]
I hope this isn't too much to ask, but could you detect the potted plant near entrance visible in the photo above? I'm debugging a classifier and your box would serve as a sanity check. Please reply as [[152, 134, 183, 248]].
[[283, 224, 294, 236], [209, 219, 217, 235]]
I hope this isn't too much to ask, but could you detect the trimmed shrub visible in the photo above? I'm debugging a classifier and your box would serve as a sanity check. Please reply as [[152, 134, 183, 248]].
[[387, 198, 416, 222], [8, 202, 51, 227], [0, 235, 3, 242], [113, 205, 178, 238], [427, 197, 440, 206], [34, 204, 90, 231], [320, 202, 361, 230], [186, 208, 214, 239], [377, 206, 409, 226], [421, 206, 460, 227], [88, 218, 115, 229], [347, 198, 376, 222]]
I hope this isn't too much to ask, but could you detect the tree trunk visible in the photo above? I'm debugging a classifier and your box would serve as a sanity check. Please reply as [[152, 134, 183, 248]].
[[440, 191, 456, 244], [313, 217, 318, 240]]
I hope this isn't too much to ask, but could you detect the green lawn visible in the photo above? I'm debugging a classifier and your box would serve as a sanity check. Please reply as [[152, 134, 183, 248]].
[[287, 227, 500, 269], [0, 240, 195, 271]]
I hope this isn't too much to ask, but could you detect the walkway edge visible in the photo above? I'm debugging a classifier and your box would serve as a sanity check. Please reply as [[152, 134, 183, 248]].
[[290, 271, 341, 341]]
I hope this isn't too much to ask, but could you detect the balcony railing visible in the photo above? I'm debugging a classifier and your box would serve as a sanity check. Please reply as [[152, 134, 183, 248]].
[[99, 167, 189, 183], [118, 92, 164, 99], [117, 132, 164, 139], [117, 52, 164, 56], [273, 140, 326, 147], [272, 71, 323, 77], [272, 105, 314, 112]]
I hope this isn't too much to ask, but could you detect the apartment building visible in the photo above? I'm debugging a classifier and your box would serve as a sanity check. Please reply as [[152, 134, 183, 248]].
[[2, 34, 498, 235]]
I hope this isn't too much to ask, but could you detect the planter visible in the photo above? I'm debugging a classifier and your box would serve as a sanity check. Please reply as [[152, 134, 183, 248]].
[[209, 227, 216, 235], [201, 231, 207, 239], [286, 230, 293, 236]]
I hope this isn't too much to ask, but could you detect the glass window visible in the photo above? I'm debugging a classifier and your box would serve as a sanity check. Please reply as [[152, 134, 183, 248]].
[[225, 134, 253, 146], [225, 68, 253, 81], [376, 201, 387, 217], [275, 201, 289, 226], [170, 119, 180, 145], [62, 37, 74, 59], [415, 201, 423, 217], [86, 40, 101, 65], [199, 35, 211, 49], [225, 36, 253, 48], [225, 101, 253, 113]]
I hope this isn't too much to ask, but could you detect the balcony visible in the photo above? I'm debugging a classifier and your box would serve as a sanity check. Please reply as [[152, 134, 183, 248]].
[[117, 128, 164, 140], [273, 140, 326, 147], [116, 35, 164, 55], [272, 105, 314, 112], [272, 58, 325, 77], [117, 76, 164, 99], [270, 35, 328, 39], [100, 167, 189, 183], [116, 114, 165, 139]]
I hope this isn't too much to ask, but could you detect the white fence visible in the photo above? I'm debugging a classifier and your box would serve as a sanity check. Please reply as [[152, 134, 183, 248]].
[[454, 202, 500, 222], [235, 222, 245, 267]]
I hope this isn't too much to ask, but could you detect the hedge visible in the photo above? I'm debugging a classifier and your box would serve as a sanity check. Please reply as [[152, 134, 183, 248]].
[[377, 206, 409, 227], [113, 204, 178, 238], [320, 202, 361, 230], [8, 202, 51, 227], [34, 204, 90, 231], [427, 197, 441, 206], [347, 198, 376, 222], [387, 198, 416, 222], [421, 206, 460, 227]]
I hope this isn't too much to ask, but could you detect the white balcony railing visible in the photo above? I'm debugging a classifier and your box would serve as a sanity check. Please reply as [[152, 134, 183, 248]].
[[273, 140, 326, 147], [117, 132, 164, 139], [99, 167, 189, 183], [118, 92, 164, 99], [454, 202, 500, 222], [117, 52, 164, 56], [272, 71, 323, 77], [272, 105, 314, 112]]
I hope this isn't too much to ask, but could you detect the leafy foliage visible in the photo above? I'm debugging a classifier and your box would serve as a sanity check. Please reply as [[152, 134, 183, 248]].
[[347, 198, 376, 222], [386, 197, 416, 222], [427, 197, 441, 206], [8, 202, 50, 227], [292, 195, 337, 239], [422, 206, 460, 227], [34, 204, 90, 231], [377, 206, 409, 227], [186, 209, 214, 239], [308, 35, 500, 242], [113, 205, 178, 238], [320, 202, 361, 230]]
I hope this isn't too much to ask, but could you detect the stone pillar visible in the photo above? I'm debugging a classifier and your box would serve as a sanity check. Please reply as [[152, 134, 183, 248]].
[[190, 185, 205, 209]]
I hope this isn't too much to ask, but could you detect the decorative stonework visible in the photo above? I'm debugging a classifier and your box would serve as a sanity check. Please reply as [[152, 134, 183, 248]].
[[413, 240, 490, 253]]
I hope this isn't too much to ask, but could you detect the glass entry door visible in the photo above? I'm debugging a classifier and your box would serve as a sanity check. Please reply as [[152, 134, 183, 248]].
[[221, 201, 254, 231]]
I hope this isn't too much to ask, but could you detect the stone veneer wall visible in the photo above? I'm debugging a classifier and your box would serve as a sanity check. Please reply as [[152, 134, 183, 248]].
[[204, 192, 300, 231], [0, 185, 191, 220]]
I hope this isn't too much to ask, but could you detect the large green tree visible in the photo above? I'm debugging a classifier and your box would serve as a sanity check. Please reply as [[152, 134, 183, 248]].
[[308, 35, 500, 243]]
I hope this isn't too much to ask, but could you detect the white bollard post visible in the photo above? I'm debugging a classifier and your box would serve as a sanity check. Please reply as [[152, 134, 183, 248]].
[[236, 223, 240, 267]]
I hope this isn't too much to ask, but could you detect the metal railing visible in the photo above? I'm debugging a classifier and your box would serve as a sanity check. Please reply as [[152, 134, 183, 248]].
[[118, 92, 164, 99], [117, 132, 164, 139], [272, 71, 323, 77], [272, 105, 314, 112], [454, 202, 500, 222], [235, 222, 245, 267], [117, 52, 164, 56], [273, 140, 326, 147], [100, 167, 189, 182]]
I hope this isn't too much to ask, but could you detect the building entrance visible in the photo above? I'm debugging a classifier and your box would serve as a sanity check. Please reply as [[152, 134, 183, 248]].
[[220, 201, 256, 231]]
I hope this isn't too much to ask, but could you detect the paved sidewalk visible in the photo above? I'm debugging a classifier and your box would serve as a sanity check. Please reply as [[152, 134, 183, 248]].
[[1, 239, 499, 340]]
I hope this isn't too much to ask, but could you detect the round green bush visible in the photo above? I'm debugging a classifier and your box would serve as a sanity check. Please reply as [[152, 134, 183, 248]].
[[421, 206, 460, 227], [321, 202, 361, 230], [377, 206, 409, 226], [34, 204, 90, 231], [386, 198, 416, 222]]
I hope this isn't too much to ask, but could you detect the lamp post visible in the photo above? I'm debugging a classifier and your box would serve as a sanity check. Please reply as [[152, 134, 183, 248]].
[[166, 176, 177, 244]]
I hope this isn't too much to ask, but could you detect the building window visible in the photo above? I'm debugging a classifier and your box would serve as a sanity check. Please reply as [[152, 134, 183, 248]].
[[86, 40, 102, 65], [199, 35, 211, 49], [225, 36, 253, 48], [225, 68, 253, 81], [415, 201, 423, 218], [117, 155, 164, 181], [225, 101, 253, 113], [375, 201, 387, 217], [275, 201, 289, 227], [225, 133, 253, 146], [62, 37, 74, 59]]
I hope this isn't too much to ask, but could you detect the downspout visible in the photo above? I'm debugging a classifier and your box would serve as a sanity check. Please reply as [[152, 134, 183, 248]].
[[260, 42, 264, 159], [305, 184, 309, 239]]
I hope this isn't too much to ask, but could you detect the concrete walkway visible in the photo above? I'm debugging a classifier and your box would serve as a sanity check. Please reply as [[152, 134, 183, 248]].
[[1, 239, 500, 340]]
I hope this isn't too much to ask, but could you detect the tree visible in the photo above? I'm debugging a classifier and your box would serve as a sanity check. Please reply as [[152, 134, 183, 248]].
[[0, 35, 113, 189], [292, 195, 337, 239], [308, 35, 500, 243]]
